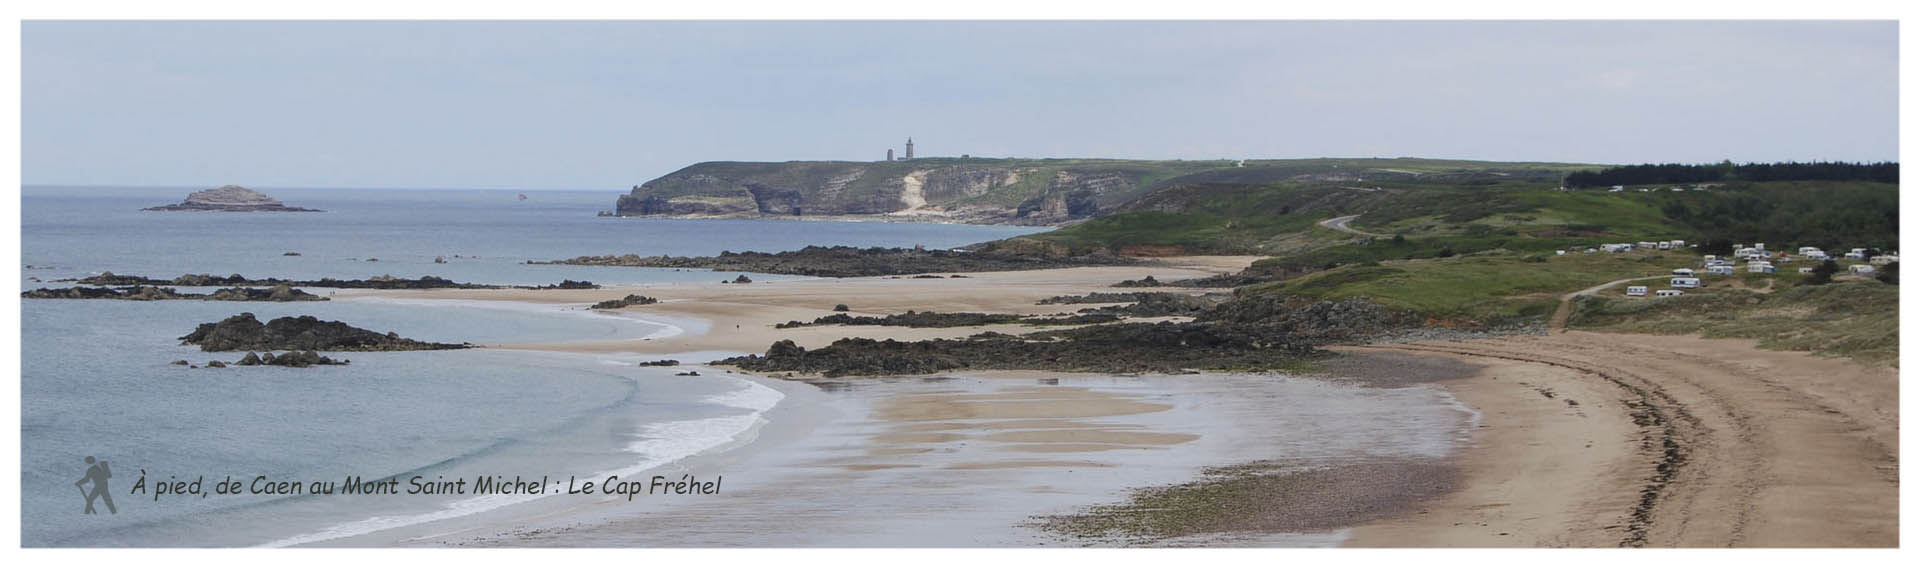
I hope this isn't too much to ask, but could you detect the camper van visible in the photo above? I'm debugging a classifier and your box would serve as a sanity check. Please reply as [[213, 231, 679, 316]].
[[1626, 286, 1648, 297], [1670, 277, 1701, 288], [1656, 289, 1684, 297]]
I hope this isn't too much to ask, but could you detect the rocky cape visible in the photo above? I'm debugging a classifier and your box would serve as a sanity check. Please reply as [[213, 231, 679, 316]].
[[144, 185, 323, 212], [180, 313, 472, 352], [611, 158, 1247, 225]]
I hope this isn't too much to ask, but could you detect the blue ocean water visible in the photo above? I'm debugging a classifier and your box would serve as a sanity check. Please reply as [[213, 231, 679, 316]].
[[19, 186, 1047, 546]]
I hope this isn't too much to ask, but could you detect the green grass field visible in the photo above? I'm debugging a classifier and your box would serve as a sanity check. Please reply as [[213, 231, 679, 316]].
[[1241, 249, 1694, 324]]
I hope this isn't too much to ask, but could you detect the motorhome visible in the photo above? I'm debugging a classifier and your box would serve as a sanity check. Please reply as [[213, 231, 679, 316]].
[[1671, 268, 1695, 277], [1850, 264, 1877, 275], [1670, 277, 1701, 288], [1626, 286, 1648, 297], [1748, 262, 1776, 274], [1871, 254, 1899, 265], [1706, 266, 1736, 275], [1846, 248, 1869, 260], [1656, 289, 1684, 297]]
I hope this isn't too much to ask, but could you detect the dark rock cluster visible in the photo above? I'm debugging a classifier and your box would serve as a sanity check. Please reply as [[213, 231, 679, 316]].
[[179, 313, 471, 352], [232, 350, 350, 367], [716, 297, 1416, 378], [590, 294, 659, 309]]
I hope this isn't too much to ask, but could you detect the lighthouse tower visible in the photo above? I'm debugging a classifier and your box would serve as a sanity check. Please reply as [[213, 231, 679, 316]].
[[904, 138, 915, 160]]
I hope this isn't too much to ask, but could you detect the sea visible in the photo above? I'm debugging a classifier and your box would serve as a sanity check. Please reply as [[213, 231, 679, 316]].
[[18, 185, 1048, 547]]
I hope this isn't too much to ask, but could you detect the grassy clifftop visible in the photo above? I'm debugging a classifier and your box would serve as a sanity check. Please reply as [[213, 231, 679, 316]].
[[613, 156, 1601, 226]]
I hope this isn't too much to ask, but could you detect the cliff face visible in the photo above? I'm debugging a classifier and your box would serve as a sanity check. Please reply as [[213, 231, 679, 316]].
[[614, 159, 1232, 225]]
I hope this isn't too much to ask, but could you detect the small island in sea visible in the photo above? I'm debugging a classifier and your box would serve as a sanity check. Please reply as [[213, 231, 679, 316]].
[[143, 185, 323, 212]]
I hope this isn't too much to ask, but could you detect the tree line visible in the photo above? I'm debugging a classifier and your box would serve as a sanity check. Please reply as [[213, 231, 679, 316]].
[[1564, 161, 1898, 188]]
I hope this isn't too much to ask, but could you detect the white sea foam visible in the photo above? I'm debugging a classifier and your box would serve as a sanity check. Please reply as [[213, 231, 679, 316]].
[[259, 373, 784, 548]]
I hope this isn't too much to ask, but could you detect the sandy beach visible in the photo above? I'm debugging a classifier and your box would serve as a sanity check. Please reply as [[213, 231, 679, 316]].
[[1343, 333, 1898, 547], [333, 256, 1899, 547]]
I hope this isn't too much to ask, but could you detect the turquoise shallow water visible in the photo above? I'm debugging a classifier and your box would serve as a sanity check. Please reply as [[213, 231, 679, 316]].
[[19, 186, 1046, 546]]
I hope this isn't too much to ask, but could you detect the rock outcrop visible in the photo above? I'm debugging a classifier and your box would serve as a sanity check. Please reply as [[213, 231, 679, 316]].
[[590, 294, 659, 309], [179, 313, 471, 352], [231, 350, 349, 367], [143, 185, 322, 212]]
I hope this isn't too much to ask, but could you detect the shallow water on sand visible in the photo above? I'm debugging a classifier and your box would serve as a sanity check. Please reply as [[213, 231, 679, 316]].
[[19, 186, 1043, 547]]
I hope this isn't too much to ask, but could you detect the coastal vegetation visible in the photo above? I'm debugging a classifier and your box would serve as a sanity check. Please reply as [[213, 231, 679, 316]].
[[1568, 277, 1898, 363], [1562, 160, 1897, 188]]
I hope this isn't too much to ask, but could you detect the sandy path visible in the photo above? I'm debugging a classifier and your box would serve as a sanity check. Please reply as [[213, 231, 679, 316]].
[[1347, 332, 1897, 547], [1318, 215, 1383, 237], [1547, 275, 1670, 331]]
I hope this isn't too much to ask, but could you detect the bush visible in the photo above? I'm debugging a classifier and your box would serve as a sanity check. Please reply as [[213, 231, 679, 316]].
[[1875, 262, 1898, 285], [1803, 260, 1840, 286]]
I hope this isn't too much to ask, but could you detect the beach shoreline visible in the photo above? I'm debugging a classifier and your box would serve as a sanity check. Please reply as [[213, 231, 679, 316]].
[[328, 256, 1897, 547]]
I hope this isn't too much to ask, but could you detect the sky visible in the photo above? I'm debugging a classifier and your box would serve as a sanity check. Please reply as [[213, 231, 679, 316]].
[[21, 20, 1899, 190]]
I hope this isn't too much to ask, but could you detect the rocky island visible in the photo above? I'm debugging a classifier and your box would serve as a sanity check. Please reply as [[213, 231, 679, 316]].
[[180, 313, 471, 352], [143, 185, 323, 212]]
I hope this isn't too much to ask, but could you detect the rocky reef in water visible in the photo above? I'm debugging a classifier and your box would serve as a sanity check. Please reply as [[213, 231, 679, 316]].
[[143, 185, 323, 212], [23, 285, 327, 301], [180, 313, 472, 352], [535, 245, 1140, 278], [66, 272, 596, 290]]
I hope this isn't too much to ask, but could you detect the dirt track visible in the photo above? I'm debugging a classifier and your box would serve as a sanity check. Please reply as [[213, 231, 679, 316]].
[[1345, 331, 1898, 547]]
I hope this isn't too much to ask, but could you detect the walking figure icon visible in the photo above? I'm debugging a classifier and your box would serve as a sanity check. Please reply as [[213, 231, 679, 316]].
[[75, 456, 116, 515]]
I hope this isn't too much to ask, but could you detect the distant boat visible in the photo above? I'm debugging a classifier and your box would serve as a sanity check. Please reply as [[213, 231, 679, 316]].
[[517, 193, 528, 201]]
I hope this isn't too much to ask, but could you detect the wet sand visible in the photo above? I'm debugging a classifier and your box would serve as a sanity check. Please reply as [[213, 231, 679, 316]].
[[322, 370, 1466, 547]]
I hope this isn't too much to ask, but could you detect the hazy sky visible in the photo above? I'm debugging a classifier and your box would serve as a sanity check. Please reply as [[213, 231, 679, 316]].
[[22, 20, 1898, 190]]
